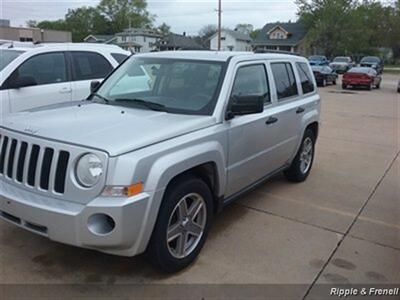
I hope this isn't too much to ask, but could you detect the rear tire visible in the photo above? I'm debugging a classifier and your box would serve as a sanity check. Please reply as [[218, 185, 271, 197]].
[[342, 83, 347, 89], [376, 82, 380, 89], [146, 175, 213, 273], [284, 129, 316, 183]]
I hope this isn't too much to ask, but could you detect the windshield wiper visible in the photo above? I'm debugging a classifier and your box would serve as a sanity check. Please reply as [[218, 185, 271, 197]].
[[91, 93, 110, 104], [114, 98, 167, 112]]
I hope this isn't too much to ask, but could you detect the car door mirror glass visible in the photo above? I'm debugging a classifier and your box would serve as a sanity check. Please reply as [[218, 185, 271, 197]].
[[90, 80, 101, 93], [228, 95, 264, 117]]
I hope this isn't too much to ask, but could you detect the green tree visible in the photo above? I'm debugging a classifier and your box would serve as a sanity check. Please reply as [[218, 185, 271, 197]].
[[98, 0, 154, 34], [156, 22, 171, 37], [296, 0, 357, 58], [235, 24, 254, 35], [37, 19, 68, 32], [65, 6, 111, 42], [250, 28, 261, 40]]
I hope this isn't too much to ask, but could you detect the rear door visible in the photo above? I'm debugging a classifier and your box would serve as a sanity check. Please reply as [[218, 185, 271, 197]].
[[267, 61, 304, 167], [69, 51, 114, 100], [6, 51, 72, 113]]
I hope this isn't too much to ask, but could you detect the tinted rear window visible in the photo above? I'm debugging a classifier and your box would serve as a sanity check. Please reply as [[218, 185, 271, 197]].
[[71, 51, 113, 80], [111, 53, 129, 64], [296, 62, 315, 94], [271, 62, 298, 101]]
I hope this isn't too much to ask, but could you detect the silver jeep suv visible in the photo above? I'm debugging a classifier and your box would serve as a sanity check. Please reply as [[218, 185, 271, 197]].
[[0, 51, 320, 272]]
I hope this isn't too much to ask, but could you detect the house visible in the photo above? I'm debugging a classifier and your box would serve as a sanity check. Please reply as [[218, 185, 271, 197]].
[[0, 19, 72, 43], [252, 22, 308, 55], [114, 28, 162, 52], [83, 28, 162, 53], [83, 34, 115, 44], [155, 33, 205, 51], [209, 29, 252, 51]]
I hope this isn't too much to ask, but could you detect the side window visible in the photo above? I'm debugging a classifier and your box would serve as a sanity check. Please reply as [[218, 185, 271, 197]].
[[71, 51, 113, 81], [231, 64, 270, 104], [12, 52, 67, 86], [111, 53, 129, 64], [271, 62, 298, 101], [296, 62, 315, 94]]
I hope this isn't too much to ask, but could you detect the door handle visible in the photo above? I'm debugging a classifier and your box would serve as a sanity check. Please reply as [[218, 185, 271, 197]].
[[296, 107, 305, 114], [59, 87, 72, 94], [265, 116, 278, 125]]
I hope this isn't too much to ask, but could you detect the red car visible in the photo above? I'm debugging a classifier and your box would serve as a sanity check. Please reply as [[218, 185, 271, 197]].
[[342, 67, 382, 90]]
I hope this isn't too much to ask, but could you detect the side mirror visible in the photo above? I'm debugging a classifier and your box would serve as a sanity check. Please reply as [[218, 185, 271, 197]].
[[90, 80, 101, 93], [9, 76, 37, 89], [226, 95, 264, 120]]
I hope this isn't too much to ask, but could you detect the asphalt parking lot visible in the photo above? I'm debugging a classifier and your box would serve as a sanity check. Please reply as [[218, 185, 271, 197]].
[[0, 74, 399, 298]]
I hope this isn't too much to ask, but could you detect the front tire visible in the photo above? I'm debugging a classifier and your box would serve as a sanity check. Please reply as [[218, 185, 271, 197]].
[[342, 83, 347, 89], [284, 129, 316, 183], [146, 175, 213, 273]]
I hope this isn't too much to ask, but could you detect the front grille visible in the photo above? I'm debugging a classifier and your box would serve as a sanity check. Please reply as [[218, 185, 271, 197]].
[[0, 134, 70, 194]]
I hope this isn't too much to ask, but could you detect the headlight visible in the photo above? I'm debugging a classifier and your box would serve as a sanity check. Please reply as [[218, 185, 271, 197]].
[[75, 153, 103, 187]]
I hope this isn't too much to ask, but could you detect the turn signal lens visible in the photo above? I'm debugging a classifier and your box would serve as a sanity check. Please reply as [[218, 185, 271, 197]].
[[102, 182, 143, 197]]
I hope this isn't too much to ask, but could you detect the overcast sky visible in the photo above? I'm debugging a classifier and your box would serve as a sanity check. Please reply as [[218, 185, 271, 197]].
[[2, 0, 299, 35]]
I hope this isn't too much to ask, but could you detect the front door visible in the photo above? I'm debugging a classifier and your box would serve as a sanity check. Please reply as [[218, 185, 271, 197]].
[[7, 52, 72, 113], [226, 62, 278, 197]]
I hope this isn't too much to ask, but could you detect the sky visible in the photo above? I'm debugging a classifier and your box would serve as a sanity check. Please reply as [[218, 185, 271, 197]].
[[1, 0, 299, 35]]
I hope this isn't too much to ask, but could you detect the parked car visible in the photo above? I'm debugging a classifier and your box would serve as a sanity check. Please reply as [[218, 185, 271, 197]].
[[0, 43, 130, 117], [342, 67, 382, 90], [360, 56, 383, 74], [311, 65, 338, 87], [0, 51, 320, 272], [329, 56, 354, 73], [308, 55, 329, 66]]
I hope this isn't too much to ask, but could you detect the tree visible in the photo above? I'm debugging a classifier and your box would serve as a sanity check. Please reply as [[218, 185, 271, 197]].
[[235, 24, 254, 35], [26, 20, 38, 28], [156, 22, 171, 37], [250, 28, 261, 40], [296, 0, 357, 58], [198, 24, 218, 47], [98, 0, 154, 34], [65, 6, 111, 42], [37, 19, 68, 32]]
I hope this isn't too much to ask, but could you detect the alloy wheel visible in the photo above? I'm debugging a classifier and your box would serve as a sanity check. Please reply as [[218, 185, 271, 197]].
[[166, 193, 207, 259]]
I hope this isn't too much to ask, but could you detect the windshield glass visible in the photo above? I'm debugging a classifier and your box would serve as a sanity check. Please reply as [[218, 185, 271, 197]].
[[309, 56, 325, 61], [333, 57, 349, 62], [0, 49, 24, 71], [361, 56, 380, 63], [348, 67, 371, 73], [95, 57, 225, 115]]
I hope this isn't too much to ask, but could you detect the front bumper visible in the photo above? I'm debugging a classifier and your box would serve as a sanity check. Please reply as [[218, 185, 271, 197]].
[[0, 181, 154, 256]]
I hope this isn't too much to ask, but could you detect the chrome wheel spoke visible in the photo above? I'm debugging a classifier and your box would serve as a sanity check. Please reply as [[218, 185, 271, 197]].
[[178, 199, 188, 219], [186, 221, 203, 237], [188, 198, 203, 220], [176, 232, 187, 256], [167, 223, 182, 242]]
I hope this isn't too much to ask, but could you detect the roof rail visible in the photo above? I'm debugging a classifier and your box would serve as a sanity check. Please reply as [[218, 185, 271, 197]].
[[254, 49, 301, 56]]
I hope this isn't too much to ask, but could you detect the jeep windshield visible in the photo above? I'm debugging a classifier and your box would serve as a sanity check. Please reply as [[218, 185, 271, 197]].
[[93, 57, 226, 116], [0, 49, 24, 71]]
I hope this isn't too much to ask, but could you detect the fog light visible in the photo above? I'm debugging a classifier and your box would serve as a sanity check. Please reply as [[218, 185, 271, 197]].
[[87, 213, 115, 235]]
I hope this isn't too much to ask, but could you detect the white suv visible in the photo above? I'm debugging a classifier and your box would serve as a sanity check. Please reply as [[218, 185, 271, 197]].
[[0, 43, 130, 117]]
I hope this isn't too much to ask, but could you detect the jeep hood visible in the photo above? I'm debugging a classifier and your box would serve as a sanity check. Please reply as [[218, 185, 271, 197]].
[[1, 102, 217, 156]]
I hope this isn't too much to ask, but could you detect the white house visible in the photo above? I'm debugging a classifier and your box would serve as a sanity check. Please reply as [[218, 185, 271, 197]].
[[209, 29, 252, 51], [114, 28, 162, 53], [84, 28, 162, 53]]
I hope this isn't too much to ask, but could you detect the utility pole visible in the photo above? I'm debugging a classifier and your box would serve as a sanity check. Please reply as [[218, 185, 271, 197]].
[[217, 0, 222, 51]]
